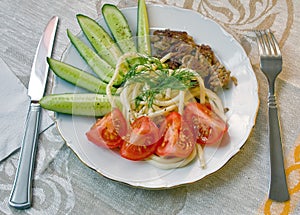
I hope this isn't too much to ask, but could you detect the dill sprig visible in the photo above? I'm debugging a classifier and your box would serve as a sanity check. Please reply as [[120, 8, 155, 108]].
[[119, 54, 197, 108], [128, 68, 197, 108]]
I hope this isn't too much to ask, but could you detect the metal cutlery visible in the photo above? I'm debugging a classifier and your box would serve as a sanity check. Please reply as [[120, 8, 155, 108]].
[[9, 16, 59, 209], [255, 29, 289, 202]]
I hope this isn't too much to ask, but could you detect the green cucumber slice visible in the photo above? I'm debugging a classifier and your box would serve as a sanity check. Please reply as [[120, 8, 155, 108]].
[[76, 14, 122, 67], [102, 4, 137, 53], [137, 0, 151, 55], [67, 29, 123, 86], [48, 58, 116, 94], [40, 93, 121, 116]]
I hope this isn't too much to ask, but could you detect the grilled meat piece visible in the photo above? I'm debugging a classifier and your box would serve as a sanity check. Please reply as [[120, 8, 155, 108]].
[[151, 29, 236, 91]]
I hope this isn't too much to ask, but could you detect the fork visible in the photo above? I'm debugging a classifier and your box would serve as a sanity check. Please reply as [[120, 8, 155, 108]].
[[255, 29, 289, 202]]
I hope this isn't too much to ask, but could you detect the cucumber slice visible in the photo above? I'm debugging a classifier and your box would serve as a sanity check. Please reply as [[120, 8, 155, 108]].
[[40, 93, 121, 116], [48, 58, 116, 94], [102, 4, 137, 53], [76, 14, 122, 67], [137, 0, 151, 55], [67, 29, 123, 86]]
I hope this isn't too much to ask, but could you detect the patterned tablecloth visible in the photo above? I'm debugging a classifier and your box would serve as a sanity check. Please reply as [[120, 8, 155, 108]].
[[1, 0, 300, 214]]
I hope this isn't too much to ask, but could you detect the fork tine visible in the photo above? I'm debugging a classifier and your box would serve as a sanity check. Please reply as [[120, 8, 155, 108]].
[[264, 30, 275, 55], [255, 30, 266, 56], [255, 29, 281, 57], [255, 30, 271, 56], [261, 30, 274, 56], [268, 30, 281, 56]]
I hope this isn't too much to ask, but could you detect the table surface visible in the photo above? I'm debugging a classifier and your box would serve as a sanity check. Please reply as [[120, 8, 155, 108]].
[[1, 0, 300, 214]]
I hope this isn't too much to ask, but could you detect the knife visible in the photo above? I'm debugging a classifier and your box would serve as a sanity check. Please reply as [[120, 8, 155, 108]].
[[9, 16, 59, 209]]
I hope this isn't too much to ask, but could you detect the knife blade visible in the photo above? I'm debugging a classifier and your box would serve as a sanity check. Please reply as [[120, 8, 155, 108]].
[[9, 16, 59, 209]]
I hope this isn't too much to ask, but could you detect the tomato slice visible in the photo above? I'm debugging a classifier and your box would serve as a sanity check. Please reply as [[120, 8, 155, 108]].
[[183, 102, 227, 145], [156, 112, 195, 158], [86, 108, 127, 149], [120, 141, 159, 161], [120, 116, 161, 161]]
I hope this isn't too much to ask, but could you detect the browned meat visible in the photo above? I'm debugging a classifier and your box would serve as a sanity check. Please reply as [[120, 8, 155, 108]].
[[151, 29, 237, 91]]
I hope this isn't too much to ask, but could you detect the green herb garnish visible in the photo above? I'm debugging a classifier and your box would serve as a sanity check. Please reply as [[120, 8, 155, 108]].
[[120, 55, 198, 108], [128, 68, 197, 108]]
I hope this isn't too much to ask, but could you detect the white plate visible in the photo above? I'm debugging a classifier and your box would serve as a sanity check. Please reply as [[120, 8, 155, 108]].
[[53, 5, 259, 188]]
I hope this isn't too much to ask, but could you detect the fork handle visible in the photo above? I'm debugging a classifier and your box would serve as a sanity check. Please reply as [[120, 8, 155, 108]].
[[268, 94, 289, 202]]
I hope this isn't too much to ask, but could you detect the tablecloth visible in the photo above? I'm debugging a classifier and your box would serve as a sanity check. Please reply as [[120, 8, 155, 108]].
[[1, 0, 300, 214]]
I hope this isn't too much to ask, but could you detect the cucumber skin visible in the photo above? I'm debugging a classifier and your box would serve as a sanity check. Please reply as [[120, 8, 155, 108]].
[[76, 14, 122, 67], [67, 29, 123, 86], [40, 93, 121, 117], [47, 58, 116, 94], [102, 4, 137, 53], [137, 0, 151, 55]]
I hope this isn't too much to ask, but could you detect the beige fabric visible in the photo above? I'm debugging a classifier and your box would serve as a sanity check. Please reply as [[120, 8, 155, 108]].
[[0, 0, 299, 214]]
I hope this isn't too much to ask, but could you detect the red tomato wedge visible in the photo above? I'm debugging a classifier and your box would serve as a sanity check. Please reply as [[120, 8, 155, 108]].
[[156, 112, 195, 158], [86, 108, 127, 149], [120, 116, 161, 161], [183, 102, 227, 145]]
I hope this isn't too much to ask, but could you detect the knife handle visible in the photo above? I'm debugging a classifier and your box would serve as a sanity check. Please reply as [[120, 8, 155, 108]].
[[9, 103, 41, 209]]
